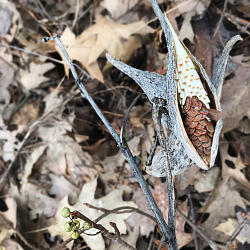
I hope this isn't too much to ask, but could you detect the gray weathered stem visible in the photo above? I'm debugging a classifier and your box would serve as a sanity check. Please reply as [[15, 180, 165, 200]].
[[43, 35, 176, 249]]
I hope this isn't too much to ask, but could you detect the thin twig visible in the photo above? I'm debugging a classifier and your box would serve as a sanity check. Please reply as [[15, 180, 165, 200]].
[[44, 35, 175, 249], [146, 136, 159, 166], [176, 209, 218, 250], [0, 43, 90, 78], [120, 94, 141, 143], [212, 0, 229, 38], [110, 222, 121, 238], [84, 203, 156, 223], [157, 236, 165, 250], [224, 217, 248, 249], [72, 0, 80, 29], [70, 211, 136, 250], [152, 100, 177, 246], [0, 90, 78, 191], [188, 193, 199, 250], [0, 215, 38, 250]]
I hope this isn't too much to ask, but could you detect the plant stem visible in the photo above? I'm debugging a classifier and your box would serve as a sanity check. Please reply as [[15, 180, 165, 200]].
[[44, 35, 176, 249]]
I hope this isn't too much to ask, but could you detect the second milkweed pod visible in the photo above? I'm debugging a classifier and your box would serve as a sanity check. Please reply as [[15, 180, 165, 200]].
[[106, 0, 242, 176]]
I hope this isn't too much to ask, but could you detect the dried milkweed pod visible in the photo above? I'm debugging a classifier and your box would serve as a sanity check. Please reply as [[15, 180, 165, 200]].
[[106, 0, 242, 176]]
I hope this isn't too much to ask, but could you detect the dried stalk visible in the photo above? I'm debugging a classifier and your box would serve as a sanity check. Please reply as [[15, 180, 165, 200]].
[[71, 211, 136, 250], [43, 35, 176, 249]]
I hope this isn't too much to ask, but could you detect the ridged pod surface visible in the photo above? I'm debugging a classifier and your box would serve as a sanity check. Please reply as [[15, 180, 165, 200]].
[[106, 0, 242, 176]]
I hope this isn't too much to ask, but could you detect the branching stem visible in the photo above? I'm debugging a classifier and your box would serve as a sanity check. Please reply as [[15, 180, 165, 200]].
[[44, 35, 176, 249]]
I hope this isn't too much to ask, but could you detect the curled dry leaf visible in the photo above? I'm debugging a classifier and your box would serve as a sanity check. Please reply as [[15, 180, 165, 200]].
[[106, 0, 242, 176], [58, 16, 153, 81]]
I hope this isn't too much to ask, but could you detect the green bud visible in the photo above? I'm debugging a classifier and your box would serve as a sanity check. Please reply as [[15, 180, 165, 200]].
[[71, 230, 80, 239], [61, 207, 70, 218], [83, 221, 91, 230], [73, 220, 80, 229], [64, 221, 73, 232]]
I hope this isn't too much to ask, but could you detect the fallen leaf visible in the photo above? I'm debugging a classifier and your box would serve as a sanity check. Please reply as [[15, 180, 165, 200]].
[[48, 174, 79, 201], [153, 179, 192, 248], [48, 178, 137, 250], [215, 218, 238, 238], [215, 218, 244, 243], [220, 144, 250, 190], [0, 0, 22, 42], [1, 197, 17, 228], [194, 167, 220, 193], [0, 50, 15, 114], [101, 0, 140, 19], [126, 189, 155, 237], [0, 117, 24, 162], [1, 239, 24, 250], [21, 182, 58, 219], [20, 145, 47, 186], [175, 164, 200, 191], [108, 226, 139, 250], [37, 119, 94, 175], [221, 65, 250, 133], [0, 226, 9, 245], [20, 62, 55, 91], [178, 12, 194, 43], [235, 206, 250, 244], [58, 16, 153, 81], [101, 136, 141, 188], [166, 0, 210, 32], [199, 179, 245, 242], [12, 102, 40, 127]]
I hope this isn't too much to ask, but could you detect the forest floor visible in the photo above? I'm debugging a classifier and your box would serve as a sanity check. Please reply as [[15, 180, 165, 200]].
[[0, 0, 250, 249]]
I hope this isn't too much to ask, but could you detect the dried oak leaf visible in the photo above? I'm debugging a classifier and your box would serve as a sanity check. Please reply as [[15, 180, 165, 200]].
[[194, 167, 220, 193], [220, 144, 250, 191], [48, 178, 137, 250], [58, 15, 153, 81], [1, 239, 23, 250], [20, 62, 55, 91], [216, 205, 250, 244], [199, 180, 245, 242], [101, 0, 140, 19], [221, 65, 250, 133], [153, 178, 192, 248], [101, 136, 141, 190], [37, 119, 94, 176], [126, 189, 155, 237], [108, 226, 139, 250]]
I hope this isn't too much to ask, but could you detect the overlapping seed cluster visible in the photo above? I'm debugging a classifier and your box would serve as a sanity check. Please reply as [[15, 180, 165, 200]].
[[182, 96, 219, 157]]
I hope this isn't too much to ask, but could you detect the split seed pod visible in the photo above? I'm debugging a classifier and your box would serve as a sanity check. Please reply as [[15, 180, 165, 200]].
[[106, 0, 242, 176]]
